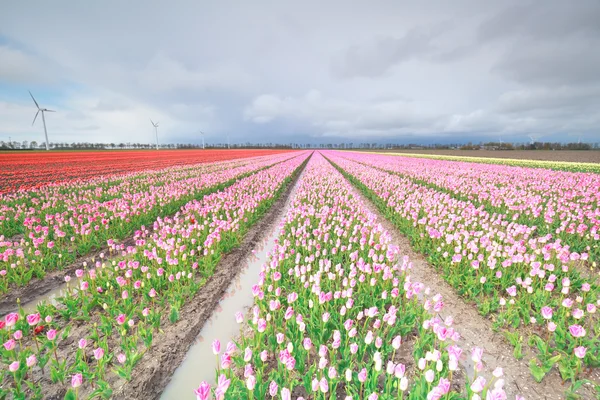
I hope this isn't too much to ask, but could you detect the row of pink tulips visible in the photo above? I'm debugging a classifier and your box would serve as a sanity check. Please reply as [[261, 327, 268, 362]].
[[340, 152, 599, 260], [197, 153, 516, 400]]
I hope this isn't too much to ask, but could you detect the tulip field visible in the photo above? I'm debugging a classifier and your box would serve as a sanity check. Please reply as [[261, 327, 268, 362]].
[[0, 149, 598, 399]]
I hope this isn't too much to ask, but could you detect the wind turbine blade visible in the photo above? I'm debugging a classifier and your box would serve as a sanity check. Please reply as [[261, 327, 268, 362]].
[[44, 109, 56, 112], [29, 91, 40, 109], [150, 119, 155, 126], [32, 110, 40, 125]]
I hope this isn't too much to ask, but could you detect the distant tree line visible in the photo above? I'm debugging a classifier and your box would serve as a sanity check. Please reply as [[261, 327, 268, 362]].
[[459, 141, 595, 151], [0, 140, 598, 151]]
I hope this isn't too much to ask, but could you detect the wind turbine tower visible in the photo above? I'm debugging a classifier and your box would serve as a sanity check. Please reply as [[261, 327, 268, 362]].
[[199, 130, 205, 149], [29, 91, 55, 151], [150, 119, 160, 150]]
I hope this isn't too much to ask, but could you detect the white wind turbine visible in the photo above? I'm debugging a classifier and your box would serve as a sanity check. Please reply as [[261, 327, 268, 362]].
[[528, 134, 538, 145], [150, 119, 159, 150], [199, 130, 205, 149], [29, 91, 55, 151]]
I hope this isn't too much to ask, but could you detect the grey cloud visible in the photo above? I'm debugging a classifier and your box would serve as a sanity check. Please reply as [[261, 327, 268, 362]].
[[479, 1, 600, 88], [478, 2, 600, 42], [331, 24, 464, 79], [497, 86, 600, 114], [492, 39, 600, 87]]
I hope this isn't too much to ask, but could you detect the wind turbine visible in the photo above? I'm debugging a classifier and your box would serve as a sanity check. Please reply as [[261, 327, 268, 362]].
[[150, 119, 159, 150], [199, 130, 205, 149], [29, 91, 55, 151], [528, 134, 537, 145]]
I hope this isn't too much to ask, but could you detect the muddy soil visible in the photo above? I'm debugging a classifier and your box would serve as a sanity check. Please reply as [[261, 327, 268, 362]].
[[345, 177, 597, 399], [110, 157, 309, 400], [359, 149, 600, 163]]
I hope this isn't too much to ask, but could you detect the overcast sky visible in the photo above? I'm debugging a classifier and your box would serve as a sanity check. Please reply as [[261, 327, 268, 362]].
[[1, 1, 599, 145]]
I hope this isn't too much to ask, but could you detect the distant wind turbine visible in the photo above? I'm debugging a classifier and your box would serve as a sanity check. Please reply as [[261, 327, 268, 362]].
[[528, 134, 537, 145], [150, 119, 159, 150], [29, 91, 55, 151], [199, 130, 205, 149]]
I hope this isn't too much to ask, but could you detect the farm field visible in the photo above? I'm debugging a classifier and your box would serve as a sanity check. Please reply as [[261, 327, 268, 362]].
[[1, 149, 599, 399], [362, 149, 600, 163], [0, 149, 292, 193], [358, 150, 600, 173]]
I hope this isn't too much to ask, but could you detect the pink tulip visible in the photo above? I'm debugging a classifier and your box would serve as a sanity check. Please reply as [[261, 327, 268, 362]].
[[269, 380, 278, 397], [541, 306, 553, 320], [93, 347, 104, 360], [246, 374, 256, 390], [212, 339, 221, 355], [3, 339, 16, 351], [358, 368, 367, 383], [46, 329, 57, 341], [5, 312, 18, 327], [215, 374, 231, 400], [220, 353, 231, 369], [72, 373, 83, 388], [26, 313, 41, 326], [116, 314, 126, 325], [9, 361, 19, 372], [470, 376, 486, 393], [26, 354, 37, 367], [235, 312, 244, 323], [257, 318, 267, 333], [574, 346, 587, 359], [471, 347, 483, 363], [194, 381, 211, 400], [569, 324, 586, 338]]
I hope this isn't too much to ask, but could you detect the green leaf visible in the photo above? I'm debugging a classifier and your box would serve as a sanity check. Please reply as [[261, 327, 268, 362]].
[[61, 325, 72, 341], [63, 389, 76, 400], [529, 359, 546, 383]]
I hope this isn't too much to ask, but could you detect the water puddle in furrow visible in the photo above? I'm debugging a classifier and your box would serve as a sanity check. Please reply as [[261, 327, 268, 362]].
[[21, 285, 71, 314], [160, 174, 303, 400]]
